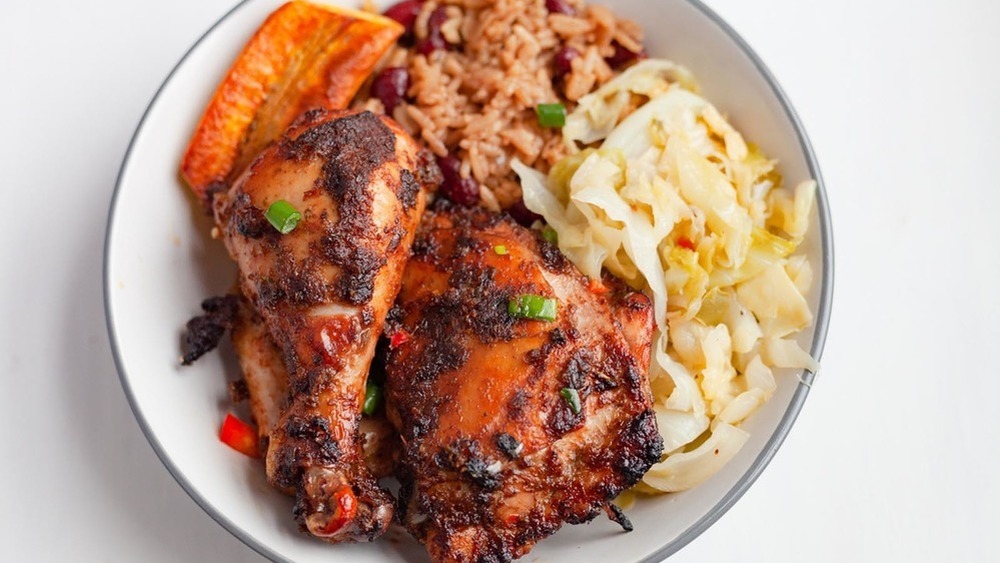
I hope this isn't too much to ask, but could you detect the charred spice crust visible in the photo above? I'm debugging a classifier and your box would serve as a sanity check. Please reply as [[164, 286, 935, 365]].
[[181, 294, 240, 365], [383, 203, 663, 562]]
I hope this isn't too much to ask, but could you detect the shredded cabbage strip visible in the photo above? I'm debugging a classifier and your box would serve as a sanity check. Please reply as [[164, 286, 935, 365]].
[[514, 59, 819, 493]]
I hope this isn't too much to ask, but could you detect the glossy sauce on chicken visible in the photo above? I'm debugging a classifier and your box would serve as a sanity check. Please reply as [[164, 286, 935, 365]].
[[383, 202, 663, 562], [213, 109, 438, 542]]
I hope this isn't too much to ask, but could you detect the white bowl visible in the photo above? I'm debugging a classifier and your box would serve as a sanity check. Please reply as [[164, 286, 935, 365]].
[[104, 0, 833, 561]]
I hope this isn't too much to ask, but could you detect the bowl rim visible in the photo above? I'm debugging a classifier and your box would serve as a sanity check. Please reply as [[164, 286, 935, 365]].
[[103, 0, 834, 561]]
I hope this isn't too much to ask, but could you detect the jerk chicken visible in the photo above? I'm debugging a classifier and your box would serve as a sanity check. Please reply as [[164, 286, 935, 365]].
[[230, 297, 288, 442], [383, 202, 664, 562], [212, 109, 438, 542], [230, 296, 398, 478]]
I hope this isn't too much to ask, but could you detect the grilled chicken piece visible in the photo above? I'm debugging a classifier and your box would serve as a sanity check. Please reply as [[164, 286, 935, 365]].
[[383, 203, 663, 562], [231, 297, 288, 442], [180, 1, 403, 203], [213, 109, 438, 542], [230, 295, 399, 478]]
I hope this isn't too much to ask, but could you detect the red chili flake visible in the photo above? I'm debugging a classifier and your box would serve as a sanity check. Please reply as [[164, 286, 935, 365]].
[[389, 330, 411, 349], [588, 279, 609, 295], [321, 485, 358, 535], [677, 237, 695, 251]]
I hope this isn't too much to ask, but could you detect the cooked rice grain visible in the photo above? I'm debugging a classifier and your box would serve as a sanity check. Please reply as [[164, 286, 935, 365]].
[[360, 0, 642, 208]]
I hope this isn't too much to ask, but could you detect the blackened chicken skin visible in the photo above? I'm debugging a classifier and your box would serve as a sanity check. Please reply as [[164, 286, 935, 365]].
[[383, 203, 663, 563], [230, 295, 399, 478], [213, 109, 437, 542]]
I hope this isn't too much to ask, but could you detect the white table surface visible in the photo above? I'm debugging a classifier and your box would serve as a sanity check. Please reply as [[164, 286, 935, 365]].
[[1, 0, 997, 561]]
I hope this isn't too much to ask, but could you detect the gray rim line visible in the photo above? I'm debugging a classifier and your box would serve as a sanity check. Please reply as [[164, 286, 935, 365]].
[[103, 1, 834, 562]]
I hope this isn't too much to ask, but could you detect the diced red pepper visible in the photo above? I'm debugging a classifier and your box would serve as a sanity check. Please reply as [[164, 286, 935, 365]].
[[677, 237, 695, 251], [322, 485, 358, 535], [389, 330, 411, 349], [219, 413, 259, 458]]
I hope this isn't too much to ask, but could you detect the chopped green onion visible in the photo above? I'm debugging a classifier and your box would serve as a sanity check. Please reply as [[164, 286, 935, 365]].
[[541, 226, 558, 244], [494, 244, 509, 255], [560, 387, 582, 414], [265, 200, 302, 234], [536, 103, 566, 128], [508, 294, 558, 321], [363, 382, 383, 416]]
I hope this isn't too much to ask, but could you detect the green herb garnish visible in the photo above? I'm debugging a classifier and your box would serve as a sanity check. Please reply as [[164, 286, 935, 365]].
[[264, 200, 302, 234], [508, 294, 558, 321], [362, 382, 383, 416], [536, 103, 567, 128], [541, 226, 558, 244], [560, 387, 582, 414]]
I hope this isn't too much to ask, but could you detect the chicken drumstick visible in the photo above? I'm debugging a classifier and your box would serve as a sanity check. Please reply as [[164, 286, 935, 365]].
[[213, 109, 437, 542]]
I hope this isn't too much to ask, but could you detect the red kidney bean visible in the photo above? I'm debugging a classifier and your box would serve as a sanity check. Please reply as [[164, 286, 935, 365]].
[[436, 155, 480, 206], [415, 6, 451, 55], [371, 67, 410, 115], [552, 46, 580, 81], [383, 0, 423, 45], [545, 0, 576, 15], [605, 39, 648, 69], [508, 198, 543, 227], [436, 154, 463, 182]]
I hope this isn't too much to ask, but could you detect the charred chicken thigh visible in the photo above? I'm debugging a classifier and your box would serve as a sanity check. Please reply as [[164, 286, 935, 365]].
[[383, 203, 664, 562], [213, 109, 437, 542]]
